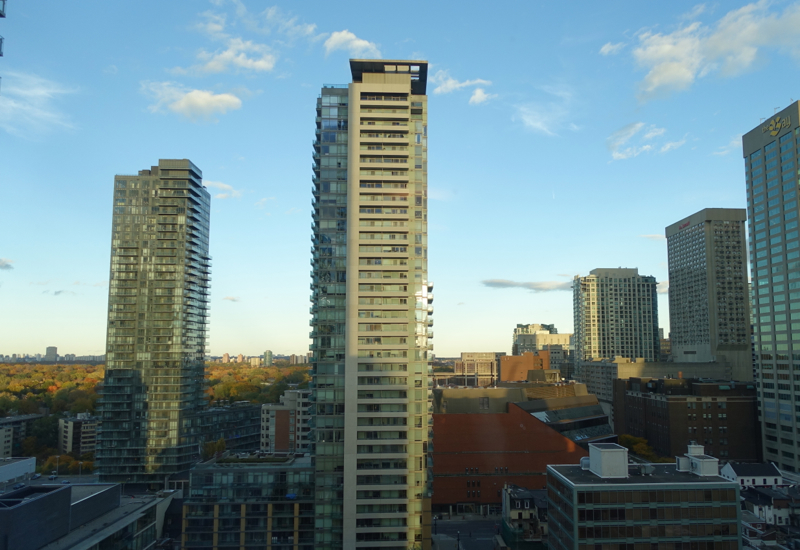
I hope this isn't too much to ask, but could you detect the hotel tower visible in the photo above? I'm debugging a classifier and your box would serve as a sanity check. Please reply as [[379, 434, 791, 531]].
[[310, 60, 433, 549], [744, 102, 800, 472]]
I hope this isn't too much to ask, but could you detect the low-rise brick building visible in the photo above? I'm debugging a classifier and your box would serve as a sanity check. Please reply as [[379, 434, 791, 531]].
[[613, 377, 759, 461]]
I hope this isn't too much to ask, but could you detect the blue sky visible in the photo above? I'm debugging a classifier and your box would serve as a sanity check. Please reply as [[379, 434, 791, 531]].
[[3, 1, 800, 357]]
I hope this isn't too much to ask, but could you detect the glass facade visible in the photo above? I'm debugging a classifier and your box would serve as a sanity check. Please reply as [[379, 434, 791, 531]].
[[310, 61, 432, 549], [744, 105, 800, 472], [97, 159, 211, 483]]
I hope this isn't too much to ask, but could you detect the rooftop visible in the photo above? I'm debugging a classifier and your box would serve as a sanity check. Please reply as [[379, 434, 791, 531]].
[[549, 463, 736, 487], [349, 59, 428, 95], [726, 462, 782, 477]]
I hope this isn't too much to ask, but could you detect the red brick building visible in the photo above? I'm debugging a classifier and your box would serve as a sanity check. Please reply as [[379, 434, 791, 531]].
[[432, 402, 587, 515]]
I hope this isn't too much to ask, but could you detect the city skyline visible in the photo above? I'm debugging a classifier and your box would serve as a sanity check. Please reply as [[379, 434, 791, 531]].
[[4, 1, 800, 356]]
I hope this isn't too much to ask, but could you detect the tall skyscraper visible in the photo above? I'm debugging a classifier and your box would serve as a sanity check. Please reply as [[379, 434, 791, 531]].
[[310, 60, 432, 549], [666, 208, 753, 381], [743, 102, 800, 472], [97, 159, 211, 483], [573, 268, 659, 369]]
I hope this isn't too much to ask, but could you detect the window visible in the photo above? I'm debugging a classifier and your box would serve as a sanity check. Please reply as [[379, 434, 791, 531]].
[[515, 500, 521, 509], [524, 500, 530, 509], [479, 397, 489, 410]]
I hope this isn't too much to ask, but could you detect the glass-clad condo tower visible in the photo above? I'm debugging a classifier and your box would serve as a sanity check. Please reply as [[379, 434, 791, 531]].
[[310, 60, 433, 549], [744, 103, 800, 473], [97, 159, 211, 483]]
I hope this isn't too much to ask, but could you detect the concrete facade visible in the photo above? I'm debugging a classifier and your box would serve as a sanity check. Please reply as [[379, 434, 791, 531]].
[[260, 389, 311, 454], [573, 268, 660, 375], [500, 351, 552, 382], [666, 208, 752, 381], [58, 413, 99, 456], [310, 60, 432, 549]]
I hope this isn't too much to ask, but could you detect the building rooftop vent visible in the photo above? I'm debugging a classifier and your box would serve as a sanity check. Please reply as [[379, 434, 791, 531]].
[[588, 443, 629, 479]]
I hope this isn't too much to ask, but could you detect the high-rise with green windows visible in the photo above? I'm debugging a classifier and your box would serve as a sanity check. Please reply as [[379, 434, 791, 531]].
[[310, 60, 433, 549], [97, 159, 211, 483], [743, 102, 800, 473]]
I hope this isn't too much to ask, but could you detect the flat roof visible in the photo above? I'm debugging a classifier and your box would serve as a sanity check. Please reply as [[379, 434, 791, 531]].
[[349, 59, 428, 95], [40, 494, 169, 550], [549, 463, 736, 487]]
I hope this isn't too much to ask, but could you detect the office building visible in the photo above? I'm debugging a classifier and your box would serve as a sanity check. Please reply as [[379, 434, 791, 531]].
[[96, 159, 212, 483], [44, 346, 57, 362], [500, 350, 553, 382], [261, 388, 312, 454], [666, 208, 752, 381], [744, 103, 800, 472], [613, 377, 759, 461], [58, 413, 99, 456], [310, 60, 432, 549], [0, 426, 11, 458], [264, 349, 273, 366], [573, 269, 659, 376], [222, 353, 230, 363], [182, 454, 314, 550], [547, 443, 742, 550]]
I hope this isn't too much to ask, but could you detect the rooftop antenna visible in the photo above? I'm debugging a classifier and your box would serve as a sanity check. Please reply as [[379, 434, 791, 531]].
[[775, 107, 781, 114]]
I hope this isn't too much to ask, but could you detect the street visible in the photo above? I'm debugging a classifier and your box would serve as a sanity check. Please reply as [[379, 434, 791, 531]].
[[434, 518, 498, 550]]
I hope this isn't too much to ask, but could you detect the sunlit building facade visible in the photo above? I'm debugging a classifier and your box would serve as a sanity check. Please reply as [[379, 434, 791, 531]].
[[310, 60, 433, 549], [743, 102, 800, 472], [97, 159, 211, 483]]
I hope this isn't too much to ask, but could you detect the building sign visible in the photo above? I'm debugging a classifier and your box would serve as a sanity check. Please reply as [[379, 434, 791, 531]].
[[763, 115, 791, 137], [679, 221, 691, 230]]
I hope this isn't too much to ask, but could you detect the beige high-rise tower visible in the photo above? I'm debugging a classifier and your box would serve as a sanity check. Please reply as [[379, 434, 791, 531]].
[[666, 208, 752, 381], [310, 60, 432, 549]]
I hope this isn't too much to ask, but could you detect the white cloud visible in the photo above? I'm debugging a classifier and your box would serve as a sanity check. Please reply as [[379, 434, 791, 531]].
[[713, 135, 741, 156], [469, 88, 496, 105], [223, 296, 240, 302], [0, 258, 13, 270], [643, 126, 666, 139], [657, 281, 669, 294], [0, 72, 76, 138], [142, 82, 242, 121], [197, 11, 228, 39], [482, 279, 572, 292], [640, 234, 666, 240], [681, 4, 708, 20], [660, 138, 687, 153], [513, 84, 575, 136], [204, 180, 242, 199], [324, 30, 380, 58], [196, 37, 277, 73], [633, 1, 800, 99], [255, 197, 275, 208], [606, 122, 651, 159], [430, 70, 491, 94], [599, 42, 626, 55]]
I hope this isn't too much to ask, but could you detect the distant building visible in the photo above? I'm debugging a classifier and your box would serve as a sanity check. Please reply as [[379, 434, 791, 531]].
[[578, 357, 731, 427], [182, 454, 314, 550], [261, 389, 311, 454], [263, 350, 273, 366], [0, 457, 35, 484], [547, 443, 742, 550], [0, 426, 11, 458], [659, 337, 671, 361], [236, 353, 244, 363], [512, 324, 573, 378], [666, 208, 752, 381], [222, 353, 230, 363], [44, 346, 57, 362], [573, 268, 660, 373], [0, 483, 176, 550], [250, 357, 262, 367], [453, 352, 501, 386], [500, 351, 554, 382], [613, 377, 759, 461], [720, 462, 782, 488], [58, 413, 99, 456], [0, 414, 43, 456]]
